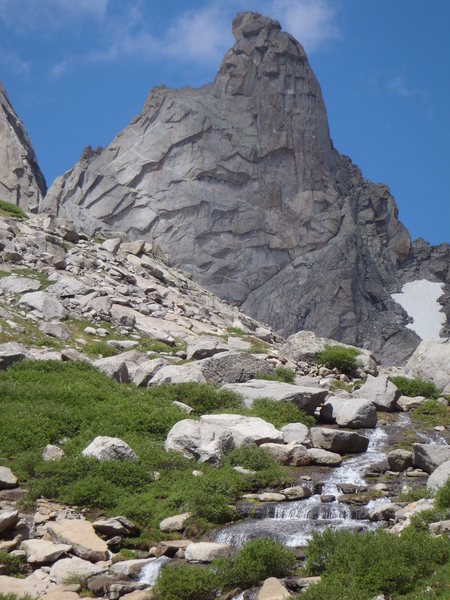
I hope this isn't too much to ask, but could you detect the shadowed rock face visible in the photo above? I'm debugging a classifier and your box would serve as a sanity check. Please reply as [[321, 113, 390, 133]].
[[40, 12, 449, 364], [0, 82, 47, 212]]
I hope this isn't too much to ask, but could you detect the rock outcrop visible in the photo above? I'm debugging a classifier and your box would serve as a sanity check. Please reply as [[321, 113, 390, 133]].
[[40, 12, 449, 364], [0, 82, 46, 212]]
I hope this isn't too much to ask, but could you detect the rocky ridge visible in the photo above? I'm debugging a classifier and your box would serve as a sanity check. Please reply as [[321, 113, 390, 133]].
[[0, 210, 448, 599], [0, 82, 46, 213], [39, 12, 449, 364]]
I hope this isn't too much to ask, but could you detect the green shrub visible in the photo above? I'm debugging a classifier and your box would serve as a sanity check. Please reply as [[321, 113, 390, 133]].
[[186, 467, 245, 523], [412, 399, 450, 426], [315, 345, 360, 375], [0, 199, 27, 219], [155, 564, 215, 600], [302, 527, 448, 600], [389, 376, 439, 399], [435, 478, 450, 510], [0, 550, 25, 576], [395, 486, 433, 504], [256, 366, 296, 384], [216, 538, 296, 590], [247, 398, 315, 429], [220, 444, 288, 487]]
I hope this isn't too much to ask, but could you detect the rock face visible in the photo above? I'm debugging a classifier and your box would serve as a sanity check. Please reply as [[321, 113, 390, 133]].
[[405, 339, 450, 393], [0, 82, 46, 213], [40, 12, 449, 364]]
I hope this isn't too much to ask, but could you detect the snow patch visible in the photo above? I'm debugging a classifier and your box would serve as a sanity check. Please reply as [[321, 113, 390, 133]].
[[392, 280, 445, 340]]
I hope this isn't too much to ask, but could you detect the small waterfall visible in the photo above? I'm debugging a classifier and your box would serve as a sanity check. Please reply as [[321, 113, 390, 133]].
[[274, 498, 352, 520], [139, 556, 171, 587]]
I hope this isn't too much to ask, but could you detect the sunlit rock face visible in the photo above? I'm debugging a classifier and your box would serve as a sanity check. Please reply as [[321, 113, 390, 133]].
[[40, 12, 449, 364], [0, 82, 46, 212]]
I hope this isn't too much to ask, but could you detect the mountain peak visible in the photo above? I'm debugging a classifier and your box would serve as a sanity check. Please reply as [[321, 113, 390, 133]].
[[231, 12, 281, 40]]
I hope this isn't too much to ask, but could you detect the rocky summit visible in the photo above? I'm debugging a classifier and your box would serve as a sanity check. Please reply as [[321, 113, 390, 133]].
[[37, 12, 449, 364], [0, 82, 47, 213]]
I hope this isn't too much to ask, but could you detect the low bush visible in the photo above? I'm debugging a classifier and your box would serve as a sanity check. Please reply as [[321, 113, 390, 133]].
[[220, 444, 289, 487], [315, 345, 360, 375], [155, 539, 295, 599], [256, 366, 296, 384], [247, 398, 315, 429], [0, 550, 26, 576], [389, 376, 439, 399], [435, 478, 450, 510], [302, 527, 448, 600], [0, 199, 28, 219], [412, 399, 450, 427]]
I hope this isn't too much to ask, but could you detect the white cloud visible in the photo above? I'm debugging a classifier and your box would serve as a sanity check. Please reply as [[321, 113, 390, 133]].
[[0, 48, 30, 74], [388, 74, 422, 98]]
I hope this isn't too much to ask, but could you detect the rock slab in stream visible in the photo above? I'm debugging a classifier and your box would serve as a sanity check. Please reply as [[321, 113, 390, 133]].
[[310, 427, 369, 453]]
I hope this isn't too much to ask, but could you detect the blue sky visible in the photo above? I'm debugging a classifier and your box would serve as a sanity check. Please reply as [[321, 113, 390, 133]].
[[0, 0, 448, 245]]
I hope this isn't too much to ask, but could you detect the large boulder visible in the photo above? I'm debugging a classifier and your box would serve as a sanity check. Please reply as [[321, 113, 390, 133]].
[[47, 519, 109, 562], [0, 275, 41, 294], [259, 442, 312, 466], [280, 423, 310, 445], [279, 331, 378, 376], [310, 427, 369, 453], [308, 447, 342, 466], [354, 375, 399, 411], [186, 336, 231, 361], [0, 509, 19, 533], [131, 358, 168, 387], [49, 556, 107, 585], [148, 362, 206, 385], [412, 443, 450, 474], [200, 352, 273, 383], [82, 436, 137, 461], [19, 291, 66, 319], [222, 379, 327, 413], [387, 449, 413, 472], [406, 339, 450, 393], [257, 577, 291, 600], [320, 396, 377, 428], [93, 355, 130, 383], [159, 512, 192, 533], [427, 461, 450, 491], [165, 414, 283, 462]]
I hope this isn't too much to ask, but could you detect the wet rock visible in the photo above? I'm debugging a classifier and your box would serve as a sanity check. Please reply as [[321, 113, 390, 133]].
[[320, 495, 335, 503], [82, 436, 137, 461], [310, 427, 369, 453], [320, 396, 377, 428], [110, 558, 157, 578], [412, 443, 450, 474], [387, 449, 413, 472], [281, 485, 311, 500], [369, 503, 400, 522], [222, 379, 327, 413]]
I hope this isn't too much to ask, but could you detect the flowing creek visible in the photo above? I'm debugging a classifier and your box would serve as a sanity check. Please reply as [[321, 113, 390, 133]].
[[213, 414, 447, 548]]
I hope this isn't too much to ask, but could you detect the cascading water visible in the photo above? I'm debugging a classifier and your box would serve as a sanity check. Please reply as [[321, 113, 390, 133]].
[[214, 424, 390, 547], [139, 556, 171, 587]]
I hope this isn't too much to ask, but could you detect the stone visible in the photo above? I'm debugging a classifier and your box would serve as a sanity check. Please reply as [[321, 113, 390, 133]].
[[159, 512, 192, 532], [110, 558, 157, 578], [310, 427, 369, 453], [0, 350, 26, 370], [320, 396, 377, 428], [101, 238, 122, 254], [92, 518, 130, 537], [369, 503, 400, 522], [0, 275, 41, 294], [172, 400, 194, 413], [257, 492, 286, 502], [0, 509, 19, 533], [47, 519, 109, 562], [280, 423, 310, 445], [42, 444, 66, 461], [200, 352, 273, 384], [82, 436, 137, 461], [0, 466, 18, 489], [387, 449, 413, 472], [39, 322, 72, 340], [406, 339, 450, 393], [93, 354, 131, 383], [260, 442, 312, 466], [256, 577, 291, 600], [19, 291, 66, 319], [281, 485, 311, 500], [308, 447, 342, 466], [412, 443, 450, 474], [47, 276, 93, 298], [41, 591, 81, 600], [354, 375, 399, 411], [427, 460, 450, 491], [428, 520, 450, 535], [21, 539, 72, 564], [148, 362, 206, 386], [184, 542, 230, 562], [391, 499, 436, 533], [396, 395, 426, 411], [0, 574, 49, 597], [0, 81, 47, 212], [49, 556, 107, 584], [165, 414, 283, 462], [186, 336, 230, 360], [222, 379, 327, 413], [131, 358, 167, 387]]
